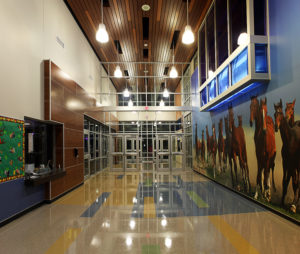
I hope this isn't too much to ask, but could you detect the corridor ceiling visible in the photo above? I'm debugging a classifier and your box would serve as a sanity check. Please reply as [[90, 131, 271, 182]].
[[65, 0, 212, 92]]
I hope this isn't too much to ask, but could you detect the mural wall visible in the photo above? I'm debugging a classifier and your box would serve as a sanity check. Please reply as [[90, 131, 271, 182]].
[[192, 0, 300, 223], [0, 116, 24, 183]]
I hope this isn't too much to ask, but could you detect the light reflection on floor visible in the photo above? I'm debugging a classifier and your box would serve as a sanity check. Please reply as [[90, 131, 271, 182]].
[[0, 170, 299, 254]]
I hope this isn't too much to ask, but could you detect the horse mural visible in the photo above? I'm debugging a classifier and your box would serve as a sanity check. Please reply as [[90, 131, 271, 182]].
[[250, 96, 276, 201], [224, 116, 231, 171], [195, 123, 201, 163], [218, 118, 226, 173], [274, 99, 300, 213], [206, 125, 211, 161], [211, 124, 218, 177], [228, 106, 251, 192], [285, 99, 300, 127], [201, 130, 206, 162]]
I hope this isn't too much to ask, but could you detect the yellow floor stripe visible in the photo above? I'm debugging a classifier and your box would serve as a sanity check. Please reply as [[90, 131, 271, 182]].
[[144, 197, 156, 218], [45, 228, 82, 254], [209, 216, 259, 254]]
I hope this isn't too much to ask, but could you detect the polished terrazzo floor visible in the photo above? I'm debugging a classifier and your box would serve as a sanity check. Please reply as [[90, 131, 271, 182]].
[[0, 170, 299, 254]]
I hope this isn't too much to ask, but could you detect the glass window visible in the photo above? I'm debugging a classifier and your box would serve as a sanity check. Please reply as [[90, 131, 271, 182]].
[[199, 26, 206, 84], [208, 79, 217, 101], [207, 6, 215, 72], [255, 44, 268, 73], [216, 0, 228, 66], [229, 0, 247, 52], [200, 87, 207, 107], [218, 66, 229, 95], [231, 47, 248, 85], [254, 0, 266, 35]]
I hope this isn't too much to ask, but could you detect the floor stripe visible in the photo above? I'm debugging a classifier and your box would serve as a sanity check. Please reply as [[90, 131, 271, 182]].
[[187, 191, 209, 208], [144, 197, 156, 218], [117, 174, 124, 179], [80, 192, 110, 217], [45, 228, 81, 254], [142, 244, 161, 254], [209, 216, 260, 254]]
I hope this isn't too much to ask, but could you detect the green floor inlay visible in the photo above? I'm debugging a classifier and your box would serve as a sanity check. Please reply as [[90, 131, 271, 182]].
[[144, 178, 153, 187], [187, 191, 209, 208], [142, 244, 161, 254]]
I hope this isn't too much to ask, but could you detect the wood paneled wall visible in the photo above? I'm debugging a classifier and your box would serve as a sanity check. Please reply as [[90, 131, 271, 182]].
[[44, 60, 111, 200]]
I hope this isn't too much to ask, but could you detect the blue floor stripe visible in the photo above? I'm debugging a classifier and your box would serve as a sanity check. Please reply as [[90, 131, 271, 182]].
[[80, 192, 111, 217], [117, 174, 124, 179]]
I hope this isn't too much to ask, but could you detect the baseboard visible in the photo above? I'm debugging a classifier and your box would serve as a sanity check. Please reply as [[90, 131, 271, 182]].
[[193, 169, 300, 226], [0, 201, 45, 228], [45, 182, 84, 204]]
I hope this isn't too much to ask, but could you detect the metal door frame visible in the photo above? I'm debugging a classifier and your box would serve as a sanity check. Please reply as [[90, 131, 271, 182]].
[[170, 133, 185, 171], [110, 134, 125, 171], [125, 134, 139, 171], [156, 134, 171, 171]]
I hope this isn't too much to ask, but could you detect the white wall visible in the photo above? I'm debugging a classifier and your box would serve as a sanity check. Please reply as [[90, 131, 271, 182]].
[[0, 0, 115, 120]]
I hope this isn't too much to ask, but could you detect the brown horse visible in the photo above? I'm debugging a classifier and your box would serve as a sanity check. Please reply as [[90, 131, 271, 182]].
[[211, 124, 218, 177], [201, 130, 206, 162], [224, 116, 231, 171], [229, 106, 251, 192], [206, 125, 211, 161], [274, 100, 300, 213], [250, 96, 276, 201], [218, 118, 226, 173], [285, 99, 300, 127]]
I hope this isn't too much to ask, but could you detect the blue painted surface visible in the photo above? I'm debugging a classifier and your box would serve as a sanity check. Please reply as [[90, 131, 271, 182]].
[[131, 180, 264, 218], [81, 192, 110, 217], [0, 178, 44, 223], [200, 87, 207, 106]]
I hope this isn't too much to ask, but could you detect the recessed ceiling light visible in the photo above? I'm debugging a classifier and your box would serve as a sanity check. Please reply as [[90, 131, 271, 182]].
[[144, 43, 148, 47], [142, 4, 150, 11]]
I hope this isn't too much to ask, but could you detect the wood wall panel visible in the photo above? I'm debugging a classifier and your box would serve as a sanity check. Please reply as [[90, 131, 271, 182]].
[[44, 60, 93, 200], [64, 129, 83, 148]]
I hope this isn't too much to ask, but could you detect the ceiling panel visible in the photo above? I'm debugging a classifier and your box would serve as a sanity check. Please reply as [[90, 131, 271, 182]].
[[64, 0, 212, 92]]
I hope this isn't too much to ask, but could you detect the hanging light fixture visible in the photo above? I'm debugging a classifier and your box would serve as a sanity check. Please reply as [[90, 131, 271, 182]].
[[114, 42, 122, 78], [114, 65, 122, 78], [163, 79, 169, 98], [96, 0, 109, 43], [169, 43, 178, 78], [128, 98, 133, 107], [160, 100, 165, 107], [182, 0, 194, 45], [237, 32, 249, 46], [123, 87, 130, 97]]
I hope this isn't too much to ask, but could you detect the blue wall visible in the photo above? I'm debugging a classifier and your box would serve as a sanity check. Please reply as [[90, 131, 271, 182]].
[[0, 178, 44, 223]]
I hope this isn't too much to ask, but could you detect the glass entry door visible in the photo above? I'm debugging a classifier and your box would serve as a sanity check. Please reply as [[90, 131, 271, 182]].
[[84, 129, 90, 179], [125, 135, 139, 171], [156, 135, 170, 170], [110, 135, 124, 171], [171, 134, 185, 170]]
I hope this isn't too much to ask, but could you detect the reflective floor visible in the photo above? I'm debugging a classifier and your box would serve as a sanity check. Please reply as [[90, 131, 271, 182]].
[[0, 170, 299, 254]]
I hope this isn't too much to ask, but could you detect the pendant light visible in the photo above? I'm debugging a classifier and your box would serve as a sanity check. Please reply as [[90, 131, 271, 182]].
[[123, 80, 130, 97], [128, 98, 133, 107], [237, 32, 249, 46], [163, 79, 169, 98], [96, 0, 109, 43], [182, 0, 195, 45], [114, 42, 122, 78], [169, 42, 178, 78]]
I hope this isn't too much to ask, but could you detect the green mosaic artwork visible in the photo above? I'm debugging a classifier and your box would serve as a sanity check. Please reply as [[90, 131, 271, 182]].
[[0, 116, 24, 183]]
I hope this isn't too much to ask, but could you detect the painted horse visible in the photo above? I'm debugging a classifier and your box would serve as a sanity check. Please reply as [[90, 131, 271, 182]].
[[250, 96, 276, 201], [274, 99, 300, 213], [228, 106, 251, 192], [195, 123, 201, 163], [285, 99, 300, 127], [218, 118, 226, 173], [206, 125, 211, 162], [211, 124, 218, 177], [224, 116, 231, 172], [201, 130, 206, 162]]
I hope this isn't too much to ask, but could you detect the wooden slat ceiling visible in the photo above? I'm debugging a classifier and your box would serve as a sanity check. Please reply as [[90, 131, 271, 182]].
[[65, 0, 212, 92]]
